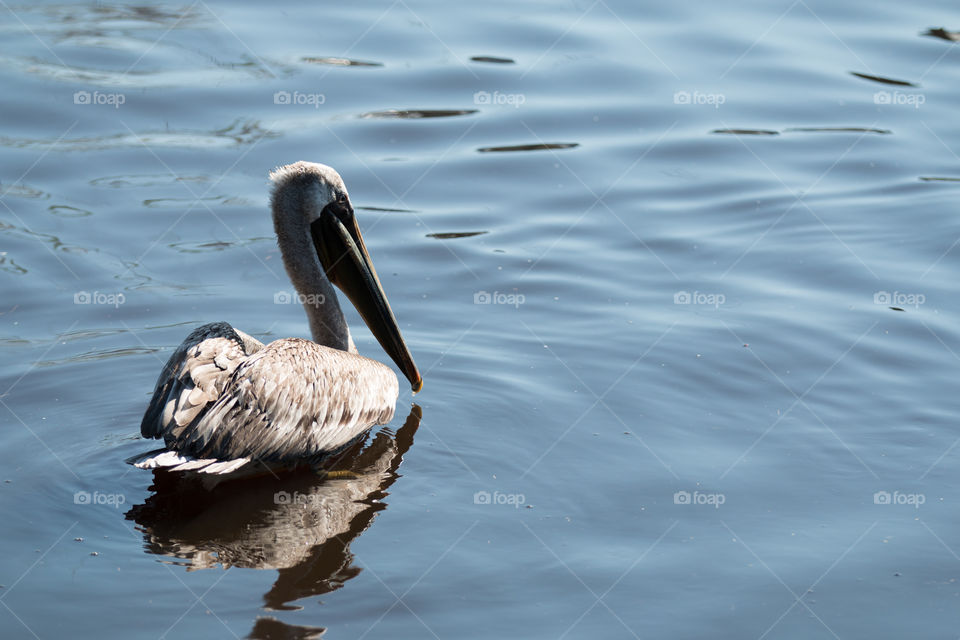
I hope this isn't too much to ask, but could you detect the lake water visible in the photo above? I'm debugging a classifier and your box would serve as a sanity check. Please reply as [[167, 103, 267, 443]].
[[2, 0, 960, 637]]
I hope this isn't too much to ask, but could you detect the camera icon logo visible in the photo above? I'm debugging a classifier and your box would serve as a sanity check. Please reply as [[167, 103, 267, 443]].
[[74, 291, 91, 304], [873, 291, 891, 305], [673, 291, 691, 304], [473, 490, 491, 504], [673, 91, 691, 104], [274, 491, 291, 505], [673, 490, 691, 504], [73, 90, 91, 105], [473, 91, 491, 105], [274, 91, 291, 105], [474, 290, 492, 304], [274, 291, 292, 304], [873, 491, 891, 505], [74, 491, 92, 504], [873, 91, 891, 105]]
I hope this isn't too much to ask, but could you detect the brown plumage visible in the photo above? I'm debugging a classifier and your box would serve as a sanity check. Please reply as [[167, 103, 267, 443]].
[[129, 162, 419, 474]]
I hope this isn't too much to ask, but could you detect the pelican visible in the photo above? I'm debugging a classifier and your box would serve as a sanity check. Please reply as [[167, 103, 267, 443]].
[[127, 161, 422, 474]]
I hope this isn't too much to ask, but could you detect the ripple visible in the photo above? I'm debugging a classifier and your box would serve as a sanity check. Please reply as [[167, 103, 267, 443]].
[[60, 328, 130, 343], [40, 346, 161, 366], [785, 127, 891, 134], [169, 237, 269, 253], [711, 129, 779, 136], [49, 205, 94, 218], [470, 56, 515, 64], [0, 253, 26, 275], [4, 53, 275, 87], [359, 109, 478, 119], [0, 120, 276, 151], [356, 206, 418, 213], [0, 220, 73, 252], [850, 71, 917, 87], [477, 142, 579, 152], [90, 174, 208, 188], [302, 56, 382, 67], [0, 183, 48, 199], [923, 28, 960, 42], [427, 231, 489, 239], [144, 196, 226, 208], [40, 4, 204, 27]]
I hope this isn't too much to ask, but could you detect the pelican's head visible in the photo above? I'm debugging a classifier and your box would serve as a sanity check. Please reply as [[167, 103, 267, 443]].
[[269, 161, 422, 393]]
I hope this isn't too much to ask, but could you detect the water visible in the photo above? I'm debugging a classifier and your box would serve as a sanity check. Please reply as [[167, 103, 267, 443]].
[[2, 0, 960, 637]]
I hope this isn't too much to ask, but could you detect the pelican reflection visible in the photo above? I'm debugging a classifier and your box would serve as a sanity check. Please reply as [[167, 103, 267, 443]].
[[126, 404, 421, 635]]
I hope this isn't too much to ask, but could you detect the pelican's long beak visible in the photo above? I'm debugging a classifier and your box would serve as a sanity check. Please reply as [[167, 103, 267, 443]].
[[311, 198, 422, 393]]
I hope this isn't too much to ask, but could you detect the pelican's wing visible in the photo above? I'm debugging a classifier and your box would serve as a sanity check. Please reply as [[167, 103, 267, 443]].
[[157, 337, 399, 463], [140, 321, 263, 441]]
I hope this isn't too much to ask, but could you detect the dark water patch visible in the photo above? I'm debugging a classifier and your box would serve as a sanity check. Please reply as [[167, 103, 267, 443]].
[[711, 129, 779, 135], [923, 27, 960, 42], [785, 127, 891, 134], [919, 176, 960, 182], [302, 56, 383, 67], [470, 55, 515, 64], [426, 231, 489, 239], [477, 142, 579, 152], [359, 109, 478, 119], [80, 4, 202, 25], [850, 71, 917, 86]]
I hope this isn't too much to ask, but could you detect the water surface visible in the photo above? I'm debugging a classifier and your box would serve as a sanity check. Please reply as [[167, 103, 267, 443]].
[[2, 0, 960, 637]]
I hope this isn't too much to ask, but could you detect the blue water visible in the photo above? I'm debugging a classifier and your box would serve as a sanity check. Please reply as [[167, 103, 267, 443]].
[[2, 0, 960, 637]]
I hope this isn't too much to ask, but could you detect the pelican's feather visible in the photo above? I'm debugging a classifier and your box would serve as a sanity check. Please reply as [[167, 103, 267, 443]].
[[137, 328, 397, 468]]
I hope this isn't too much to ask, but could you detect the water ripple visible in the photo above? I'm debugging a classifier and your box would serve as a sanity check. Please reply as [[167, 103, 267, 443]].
[[359, 109, 478, 119], [850, 71, 917, 86], [0, 119, 276, 151], [477, 142, 579, 152]]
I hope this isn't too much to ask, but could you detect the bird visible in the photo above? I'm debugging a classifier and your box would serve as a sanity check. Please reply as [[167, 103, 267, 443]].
[[127, 161, 422, 475]]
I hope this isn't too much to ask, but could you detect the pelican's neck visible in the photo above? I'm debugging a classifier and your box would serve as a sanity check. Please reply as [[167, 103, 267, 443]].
[[272, 196, 356, 353]]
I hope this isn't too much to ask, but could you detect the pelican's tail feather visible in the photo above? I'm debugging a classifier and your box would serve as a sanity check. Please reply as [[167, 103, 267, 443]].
[[125, 448, 251, 474]]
